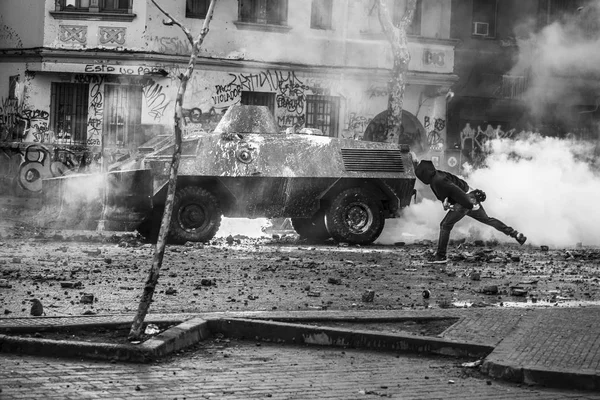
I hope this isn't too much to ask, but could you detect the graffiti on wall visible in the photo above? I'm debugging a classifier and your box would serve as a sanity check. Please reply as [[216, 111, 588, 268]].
[[0, 97, 20, 138], [424, 115, 446, 151], [0, 143, 97, 195], [460, 123, 519, 158], [74, 74, 105, 146], [0, 98, 54, 143], [212, 70, 310, 129], [367, 85, 388, 98], [152, 36, 193, 55], [342, 112, 373, 140], [142, 78, 170, 122]]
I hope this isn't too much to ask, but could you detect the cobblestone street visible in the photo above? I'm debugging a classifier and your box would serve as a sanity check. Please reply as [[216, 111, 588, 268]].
[[2, 339, 598, 400]]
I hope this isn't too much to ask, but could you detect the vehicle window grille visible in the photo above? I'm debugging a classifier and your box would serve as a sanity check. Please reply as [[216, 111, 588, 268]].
[[341, 148, 405, 173], [241, 91, 276, 117]]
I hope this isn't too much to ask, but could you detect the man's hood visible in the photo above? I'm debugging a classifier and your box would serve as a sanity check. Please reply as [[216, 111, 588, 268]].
[[415, 160, 437, 184]]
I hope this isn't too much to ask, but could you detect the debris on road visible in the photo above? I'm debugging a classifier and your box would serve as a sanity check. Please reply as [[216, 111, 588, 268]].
[[82, 248, 101, 256], [60, 281, 83, 289], [362, 290, 375, 303], [461, 359, 483, 368], [510, 287, 528, 297], [144, 324, 160, 335], [30, 298, 44, 316], [480, 285, 499, 295], [80, 293, 95, 304], [327, 277, 342, 285]]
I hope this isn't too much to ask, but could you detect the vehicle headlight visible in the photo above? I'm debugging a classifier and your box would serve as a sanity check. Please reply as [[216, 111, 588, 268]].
[[236, 148, 253, 164]]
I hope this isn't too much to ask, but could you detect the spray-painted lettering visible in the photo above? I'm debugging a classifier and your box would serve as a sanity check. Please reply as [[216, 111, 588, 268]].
[[424, 116, 445, 151], [87, 76, 104, 145], [153, 36, 193, 55], [143, 79, 170, 121]]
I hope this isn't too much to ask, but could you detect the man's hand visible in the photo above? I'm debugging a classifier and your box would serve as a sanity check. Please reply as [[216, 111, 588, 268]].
[[443, 198, 455, 211]]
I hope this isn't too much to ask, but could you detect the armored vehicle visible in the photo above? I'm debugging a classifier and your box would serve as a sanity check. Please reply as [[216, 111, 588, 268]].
[[47, 105, 417, 245]]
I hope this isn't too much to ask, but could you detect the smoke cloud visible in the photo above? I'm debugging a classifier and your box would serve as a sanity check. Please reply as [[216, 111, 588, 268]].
[[511, 0, 600, 120], [379, 134, 600, 248], [377, 1, 600, 249]]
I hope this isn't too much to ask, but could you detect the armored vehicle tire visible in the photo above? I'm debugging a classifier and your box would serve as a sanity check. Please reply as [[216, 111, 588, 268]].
[[325, 187, 384, 245], [291, 211, 330, 242], [170, 186, 222, 244]]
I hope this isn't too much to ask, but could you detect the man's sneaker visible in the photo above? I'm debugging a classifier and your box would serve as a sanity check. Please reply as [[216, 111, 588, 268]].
[[515, 233, 527, 245], [427, 254, 448, 264]]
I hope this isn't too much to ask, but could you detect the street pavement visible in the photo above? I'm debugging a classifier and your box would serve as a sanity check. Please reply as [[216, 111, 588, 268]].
[[1, 307, 600, 399]]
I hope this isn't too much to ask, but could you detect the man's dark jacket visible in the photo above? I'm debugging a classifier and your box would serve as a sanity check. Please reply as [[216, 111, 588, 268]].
[[415, 160, 473, 210]]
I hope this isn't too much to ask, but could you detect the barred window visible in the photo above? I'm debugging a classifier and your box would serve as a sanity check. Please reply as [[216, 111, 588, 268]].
[[239, 0, 288, 25], [305, 95, 340, 137], [50, 82, 89, 144], [104, 84, 143, 148], [187, 0, 209, 19]]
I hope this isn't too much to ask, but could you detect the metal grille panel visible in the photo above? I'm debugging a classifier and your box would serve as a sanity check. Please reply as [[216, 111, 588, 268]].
[[341, 148, 405, 173], [50, 82, 89, 144], [306, 95, 339, 137]]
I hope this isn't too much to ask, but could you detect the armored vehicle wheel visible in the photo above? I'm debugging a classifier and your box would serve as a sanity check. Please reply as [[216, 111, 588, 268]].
[[170, 186, 222, 244], [325, 188, 384, 245], [291, 211, 330, 242]]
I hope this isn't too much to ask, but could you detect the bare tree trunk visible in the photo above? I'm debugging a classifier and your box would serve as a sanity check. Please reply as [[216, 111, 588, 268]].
[[129, 0, 218, 341], [377, 0, 417, 144]]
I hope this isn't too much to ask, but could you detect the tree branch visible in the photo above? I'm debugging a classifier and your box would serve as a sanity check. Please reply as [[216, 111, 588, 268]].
[[150, 0, 194, 45]]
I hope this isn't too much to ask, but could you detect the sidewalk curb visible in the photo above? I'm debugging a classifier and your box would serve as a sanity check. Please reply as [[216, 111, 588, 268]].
[[0, 314, 492, 362], [0, 318, 210, 362], [482, 359, 600, 391], [2, 311, 600, 392], [209, 318, 493, 358]]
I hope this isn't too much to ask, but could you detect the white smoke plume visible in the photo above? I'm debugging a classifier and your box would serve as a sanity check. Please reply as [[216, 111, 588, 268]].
[[511, 0, 600, 120], [380, 134, 600, 248]]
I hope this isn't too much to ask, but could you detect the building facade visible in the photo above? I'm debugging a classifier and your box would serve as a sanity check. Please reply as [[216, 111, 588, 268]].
[[447, 0, 600, 171], [0, 0, 457, 196]]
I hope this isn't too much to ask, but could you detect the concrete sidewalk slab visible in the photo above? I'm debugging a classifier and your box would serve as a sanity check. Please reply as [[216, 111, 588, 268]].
[[1, 306, 599, 391], [482, 307, 600, 391]]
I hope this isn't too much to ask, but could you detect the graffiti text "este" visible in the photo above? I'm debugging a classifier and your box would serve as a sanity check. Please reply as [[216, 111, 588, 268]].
[[84, 65, 164, 76]]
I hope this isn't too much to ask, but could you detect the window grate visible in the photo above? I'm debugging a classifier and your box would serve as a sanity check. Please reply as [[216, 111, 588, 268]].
[[239, 0, 288, 25], [305, 95, 339, 137], [50, 82, 89, 144], [104, 84, 142, 149], [186, 0, 209, 18]]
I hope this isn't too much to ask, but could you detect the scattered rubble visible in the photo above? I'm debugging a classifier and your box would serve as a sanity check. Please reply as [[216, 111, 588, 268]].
[[362, 290, 375, 303], [80, 293, 95, 304]]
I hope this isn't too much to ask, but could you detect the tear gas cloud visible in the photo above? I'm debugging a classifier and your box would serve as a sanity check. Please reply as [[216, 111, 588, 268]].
[[378, 1, 600, 248], [379, 135, 600, 248], [511, 0, 600, 118], [35, 173, 105, 230]]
